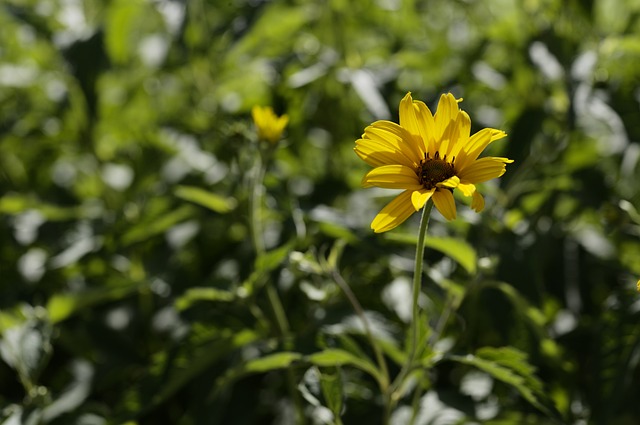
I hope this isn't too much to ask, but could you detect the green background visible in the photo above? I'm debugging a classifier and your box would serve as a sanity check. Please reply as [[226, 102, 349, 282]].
[[1, 0, 640, 423]]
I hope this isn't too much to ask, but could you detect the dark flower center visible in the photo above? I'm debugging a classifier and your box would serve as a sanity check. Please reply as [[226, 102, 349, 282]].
[[417, 152, 455, 189]]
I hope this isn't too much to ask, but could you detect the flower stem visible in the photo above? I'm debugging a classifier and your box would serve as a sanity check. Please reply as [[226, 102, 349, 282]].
[[249, 152, 266, 256], [249, 145, 306, 425], [388, 200, 433, 404], [331, 268, 389, 391], [410, 200, 433, 362]]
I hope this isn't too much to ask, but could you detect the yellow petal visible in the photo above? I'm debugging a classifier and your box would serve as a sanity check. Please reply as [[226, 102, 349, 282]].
[[399, 93, 429, 155], [456, 128, 507, 171], [354, 140, 416, 168], [458, 157, 514, 184], [252, 105, 288, 143], [432, 189, 457, 220], [362, 165, 422, 189], [436, 175, 460, 189], [411, 189, 435, 211], [277, 115, 290, 130], [471, 191, 485, 212], [433, 94, 459, 150], [447, 110, 471, 160], [363, 121, 423, 165], [457, 182, 476, 197], [371, 190, 416, 233], [414, 99, 436, 147]]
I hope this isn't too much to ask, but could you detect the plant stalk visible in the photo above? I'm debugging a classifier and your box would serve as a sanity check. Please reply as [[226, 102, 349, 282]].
[[249, 145, 306, 425], [389, 200, 433, 403]]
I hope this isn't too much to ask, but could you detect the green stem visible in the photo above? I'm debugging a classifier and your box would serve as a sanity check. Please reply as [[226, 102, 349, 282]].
[[249, 152, 266, 256], [408, 382, 423, 425], [265, 283, 290, 336], [249, 145, 306, 424], [388, 200, 433, 404], [411, 200, 433, 361], [331, 268, 389, 391]]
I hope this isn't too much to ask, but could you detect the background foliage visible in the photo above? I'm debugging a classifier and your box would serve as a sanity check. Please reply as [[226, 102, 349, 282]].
[[1, 0, 640, 424]]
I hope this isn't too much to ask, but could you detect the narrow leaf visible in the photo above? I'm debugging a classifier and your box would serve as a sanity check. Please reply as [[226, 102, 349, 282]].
[[385, 234, 477, 274], [175, 185, 236, 213]]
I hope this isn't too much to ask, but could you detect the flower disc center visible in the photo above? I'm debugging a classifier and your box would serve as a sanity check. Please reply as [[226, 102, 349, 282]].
[[418, 157, 455, 189]]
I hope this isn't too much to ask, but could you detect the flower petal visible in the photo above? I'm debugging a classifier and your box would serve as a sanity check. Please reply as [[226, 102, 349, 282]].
[[456, 128, 507, 171], [471, 191, 485, 212], [432, 189, 457, 220], [436, 175, 460, 189], [362, 165, 422, 189], [354, 139, 416, 168], [447, 110, 471, 160], [399, 93, 429, 155], [458, 156, 514, 184], [362, 121, 423, 165], [252, 106, 288, 143], [414, 99, 436, 146], [371, 190, 417, 233], [433, 94, 459, 152], [411, 189, 435, 211], [457, 182, 476, 197]]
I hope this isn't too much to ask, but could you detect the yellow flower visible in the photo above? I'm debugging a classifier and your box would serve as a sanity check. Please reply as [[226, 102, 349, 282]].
[[355, 92, 513, 233], [252, 105, 289, 144]]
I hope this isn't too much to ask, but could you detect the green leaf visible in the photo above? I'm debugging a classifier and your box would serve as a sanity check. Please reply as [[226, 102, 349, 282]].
[[320, 369, 344, 420], [318, 222, 358, 244], [0, 193, 79, 220], [175, 185, 237, 213], [447, 347, 559, 418], [478, 281, 549, 337], [104, 0, 158, 65], [307, 349, 381, 382], [245, 352, 302, 373], [385, 234, 477, 274], [213, 351, 302, 396], [242, 242, 295, 294], [256, 242, 294, 272], [146, 330, 260, 413], [175, 287, 235, 311], [121, 205, 195, 245], [47, 284, 142, 324]]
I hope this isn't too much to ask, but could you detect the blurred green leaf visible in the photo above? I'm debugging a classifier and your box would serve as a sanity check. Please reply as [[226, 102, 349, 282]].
[[121, 205, 195, 245], [175, 287, 235, 311], [245, 352, 302, 373], [385, 234, 477, 274], [448, 347, 559, 418], [0, 193, 79, 220], [255, 242, 293, 272], [212, 351, 302, 397], [47, 284, 142, 324], [148, 329, 261, 413], [320, 369, 344, 422], [175, 185, 237, 213], [307, 349, 381, 382]]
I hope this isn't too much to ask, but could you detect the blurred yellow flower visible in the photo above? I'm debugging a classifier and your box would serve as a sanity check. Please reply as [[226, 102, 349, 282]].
[[355, 92, 513, 233], [252, 105, 289, 144]]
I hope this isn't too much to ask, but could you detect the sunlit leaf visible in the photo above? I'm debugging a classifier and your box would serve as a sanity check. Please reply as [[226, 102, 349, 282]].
[[175, 185, 237, 213], [448, 347, 559, 418], [47, 284, 142, 324], [307, 349, 381, 382], [175, 287, 235, 311], [121, 205, 195, 245], [385, 234, 477, 274], [245, 352, 302, 373], [320, 369, 344, 420]]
